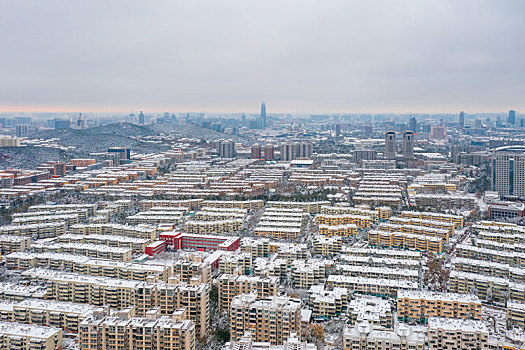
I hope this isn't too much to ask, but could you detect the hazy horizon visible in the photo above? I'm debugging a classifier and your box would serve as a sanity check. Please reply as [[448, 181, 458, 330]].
[[1, 0, 524, 113]]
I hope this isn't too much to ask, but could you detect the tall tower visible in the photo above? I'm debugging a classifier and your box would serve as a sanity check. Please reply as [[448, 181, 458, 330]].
[[509, 110, 516, 125], [402, 131, 414, 159], [385, 131, 396, 159], [260, 102, 267, 129], [139, 111, 145, 125], [459, 111, 465, 129], [409, 116, 417, 133], [492, 146, 525, 196]]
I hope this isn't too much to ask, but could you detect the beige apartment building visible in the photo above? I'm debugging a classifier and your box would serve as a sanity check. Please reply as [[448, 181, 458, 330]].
[[218, 274, 279, 313], [0, 321, 63, 350], [397, 290, 481, 324], [343, 321, 425, 350], [427, 317, 488, 350], [230, 293, 302, 345], [79, 307, 195, 350]]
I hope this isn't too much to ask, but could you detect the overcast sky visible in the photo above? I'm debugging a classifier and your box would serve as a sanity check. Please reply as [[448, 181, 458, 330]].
[[0, 0, 524, 114]]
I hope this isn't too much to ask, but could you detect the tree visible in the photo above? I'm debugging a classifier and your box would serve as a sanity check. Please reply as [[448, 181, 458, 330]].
[[423, 253, 450, 291]]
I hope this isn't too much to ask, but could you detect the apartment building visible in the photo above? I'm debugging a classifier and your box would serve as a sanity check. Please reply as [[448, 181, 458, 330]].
[[6, 252, 170, 281], [388, 216, 455, 236], [400, 210, 464, 229], [338, 255, 420, 270], [79, 308, 195, 350], [378, 222, 450, 243], [336, 265, 419, 282], [201, 200, 264, 211], [22, 268, 139, 309], [397, 290, 481, 324], [318, 224, 358, 239], [266, 201, 330, 214], [348, 296, 393, 328], [70, 223, 157, 241], [326, 275, 418, 298], [219, 253, 253, 275], [12, 213, 80, 227], [253, 226, 302, 240], [427, 317, 488, 350], [32, 242, 133, 261], [0, 282, 47, 302], [0, 299, 95, 333], [291, 260, 327, 289], [320, 205, 392, 223], [184, 218, 244, 234], [218, 274, 279, 313], [313, 236, 343, 256], [0, 235, 30, 254], [29, 203, 98, 216], [230, 293, 302, 345], [343, 321, 425, 350], [316, 214, 372, 230], [222, 331, 316, 350], [57, 233, 150, 254], [0, 321, 63, 350], [173, 259, 211, 284], [341, 247, 422, 261], [307, 285, 349, 319], [410, 194, 476, 210], [139, 199, 203, 211], [368, 230, 443, 254], [453, 257, 525, 284], [0, 222, 66, 238], [241, 238, 270, 258]]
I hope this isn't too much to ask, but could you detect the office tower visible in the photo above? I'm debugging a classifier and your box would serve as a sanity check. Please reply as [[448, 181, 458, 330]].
[[107, 147, 131, 165], [280, 143, 296, 161], [402, 131, 414, 159], [139, 111, 145, 125], [335, 124, 342, 136], [241, 114, 246, 125], [77, 113, 85, 129], [251, 144, 261, 159], [459, 111, 465, 129], [430, 125, 447, 140], [260, 101, 267, 129], [295, 141, 313, 158], [264, 144, 274, 160], [217, 140, 235, 158], [491, 146, 525, 196], [385, 131, 396, 159], [409, 116, 417, 133], [229, 293, 302, 345], [509, 110, 516, 125]]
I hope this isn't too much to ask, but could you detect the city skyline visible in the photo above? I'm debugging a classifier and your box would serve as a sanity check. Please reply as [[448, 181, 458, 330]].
[[0, 1, 524, 113]]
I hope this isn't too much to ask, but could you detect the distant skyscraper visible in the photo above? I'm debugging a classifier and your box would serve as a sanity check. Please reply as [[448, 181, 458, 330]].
[[509, 110, 516, 125], [402, 131, 414, 159], [385, 131, 396, 159], [260, 102, 267, 129], [409, 117, 417, 133], [459, 111, 465, 129], [217, 140, 235, 158], [295, 141, 313, 159], [335, 124, 342, 136], [139, 111, 145, 125], [251, 144, 262, 159]]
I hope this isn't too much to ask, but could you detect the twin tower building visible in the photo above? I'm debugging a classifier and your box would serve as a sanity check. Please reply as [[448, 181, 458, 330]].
[[385, 131, 414, 160]]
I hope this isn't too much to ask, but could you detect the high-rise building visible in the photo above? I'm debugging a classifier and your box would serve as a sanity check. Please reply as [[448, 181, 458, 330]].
[[385, 131, 396, 159], [107, 147, 131, 165], [139, 111, 145, 125], [280, 143, 296, 161], [430, 125, 447, 140], [217, 140, 236, 158], [230, 293, 302, 345], [335, 124, 342, 136], [509, 110, 516, 125], [402, 131, 414, 159], [251, 144, 261, 159], [260, 102, 267, 129], [295, 141, 313, 158], [459, 111, 465, 129], [264, 144, 275, 160], [409, 117, 418, 133], [491, 146, 525, 197]]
